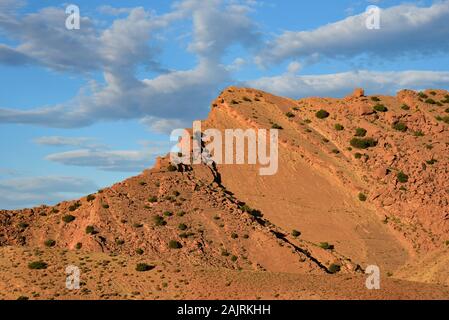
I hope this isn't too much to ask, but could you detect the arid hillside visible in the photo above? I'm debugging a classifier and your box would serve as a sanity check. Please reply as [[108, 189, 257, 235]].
[[0, 86, 448, 299]]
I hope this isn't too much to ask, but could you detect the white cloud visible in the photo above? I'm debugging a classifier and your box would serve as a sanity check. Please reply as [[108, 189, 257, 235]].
[[44, 143, 171, 172], [247, 70, 449, 98], [0, 0, 259, 133], [256, 1, 449, 66], [33, 136, 105, 149], [0, 176, 97, 209]]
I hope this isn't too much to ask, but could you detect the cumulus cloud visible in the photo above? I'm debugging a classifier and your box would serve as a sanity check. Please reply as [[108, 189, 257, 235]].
[[247, 70, 449, 98], [0, 0, 259, 133], [0, 176, 97, 209], [256, 1, 449, 66]]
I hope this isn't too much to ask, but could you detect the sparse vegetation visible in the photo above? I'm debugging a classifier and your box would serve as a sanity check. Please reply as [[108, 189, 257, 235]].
[[133, 223, 143, 228], [44, 239, 56, 247], [271, 123, 283, 130], [231, 233, 239, 239], [163, 211, 173, 217], [153, 215, 167, 226], [328, 264, 341, 274], [62, 215, 76, 223], [148, 196, 158, 203], [136, 248, 144, 255], [354, 128, 367, 137], [418, 92, 428, 99], [285, 112, 295, 118], [86, 194, 96, 201], [102, 204, 110, 209], [425, 98, 437, 105], [319, 242, 334, 250], [413, 130, 425, 137], [167, 164, 177, 172], [397, 171, 409, 183], [177, 211, 186, 217], [135, 263, 154, 272], [85, 225, 96, 234], [358, 193, 367, 202], [292, 230, 301, 237], [230, 255, 238, 262], [168, 240, 182, 249], [350, 138, 377, 149], [334, 124, 344, 131], [68, 202, 81, 212], [401, 104, 410, 110], [373, 104, 388, 112], [231, 100, 239, 105], [28, 261, 48, 270], [75, 243, 82, 250], [115, 239, 125, 245], [178, 223, 188, 231], [243, 97, 252, 102], [354, 152, 362, 159], [426, 159, 437, 165], [371, 96, 381, 102], [392, 121, 408, 132], [315, 109, 330, 119]]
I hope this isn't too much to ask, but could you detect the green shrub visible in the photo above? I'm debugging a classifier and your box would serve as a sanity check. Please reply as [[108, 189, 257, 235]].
[[373, 104, 388, 112], [371, 96, 380, 102], [102, 204, 109, 209], [231, 233, 238, 239], [358, 193, 367, 202], [316, 109, 330, 119], [221, 250, 230, 257], [178, 223, 187, 231], [304, 119, 312, 124], [413, 130, 425, 137], [334, 124, 344, 131], [397, 171, 409, 183], [392, 121, 408, 132], [153, 215, 166, 226], [133, 223, 143, 228], [285, 112, 295, 118], [68, 203, 81, 212], [148, 196, 158, 203], [18, 222, 29, 229], [163, 211, 173, 217], [135, 248, 144, 255], [319, 242, 333, 250], [446, 108, 449, 113], [44, 239, 56, 247], [350, 138, 377, 149], [331, 149, 340, 154], [177, 211, 186, 217], [271, 123, 283, 129], [115, 239, 125, 245], [418, 92, 428, 99], [328, 264, 341, 274], [168, 240, 182, 249], [75, 242, 82, 250], [354, 152, 362, 159], [425, 98, 437, 105], [62, 215, 76, 223], [86, 194, 96, 202], [28, 261, 48, 270], [243, 97, 252, 102], [135, 263, 154, 272], [85, 225, 95, 234], [401, 104, 410, 110], [230, 255, 238, 262], [354, 128, 367, 137], [167, 164, 177, 172], [426, 159, 437, 165], [292, 230, 301, 237], [231, 99, 239, 105]]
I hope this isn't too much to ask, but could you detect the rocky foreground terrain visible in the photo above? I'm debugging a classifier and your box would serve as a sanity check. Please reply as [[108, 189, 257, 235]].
[[0, 87, 448, 300]]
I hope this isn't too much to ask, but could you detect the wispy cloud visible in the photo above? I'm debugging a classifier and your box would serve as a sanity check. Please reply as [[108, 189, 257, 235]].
[[0, 176, 97, 209]]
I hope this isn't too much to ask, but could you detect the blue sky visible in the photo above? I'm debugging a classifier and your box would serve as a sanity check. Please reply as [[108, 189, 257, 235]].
[[0, 0, 448, 209]]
